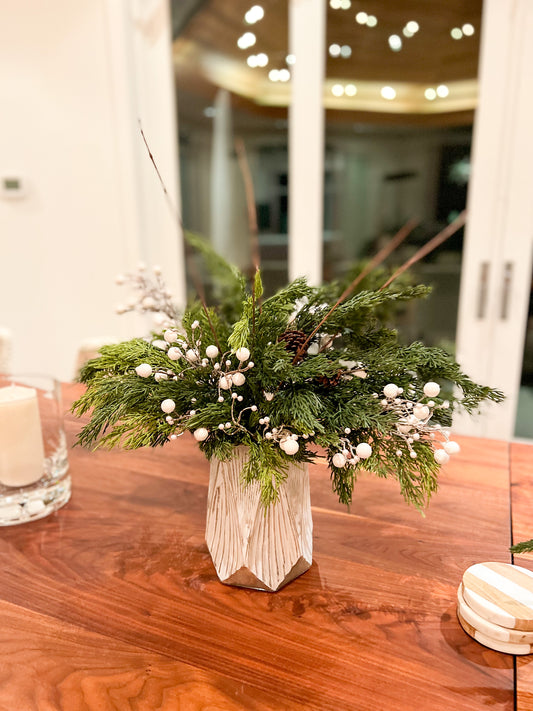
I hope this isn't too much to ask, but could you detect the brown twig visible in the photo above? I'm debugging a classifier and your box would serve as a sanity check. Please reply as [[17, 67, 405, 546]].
[[139, 121, 183, 228], [293, 217, 418, 363], [379, 210, 467, 291], [235, 137, 261, 273], [138, 122, 221, 351]]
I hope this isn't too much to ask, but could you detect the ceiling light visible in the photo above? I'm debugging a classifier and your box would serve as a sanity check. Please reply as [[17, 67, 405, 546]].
[[278, 68, 291, 82], [450, 27, 463, 40], [388, 35, 402, 51], [247, 55, 259, 68], [406, 21, 419, 33], [286, 54, 296, 65], [245, 5, 264, 24], [340, 45, 352, 58], [268, 69, 279, 82], [381, 86, 396, 100], [329, 0, 342, 8], [345, 84, 357, 96], [332, 84, 345, 97], [403, 27, 414, 37], [340, 0, 351, 8], [329, 43, 341, 57], [436, 84, 449, 97], [366, 15, 377, 27], [462, 23, 475, 36], [256, 53, 268, 67], [237, 32, 256, 49], [424, 88, 437, 100], [355, 11, 368, 24]]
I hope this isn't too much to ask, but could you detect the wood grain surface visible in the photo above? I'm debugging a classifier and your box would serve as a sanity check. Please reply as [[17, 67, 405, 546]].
[[0, 383, 525, 710], [511, 441, 533, 711]]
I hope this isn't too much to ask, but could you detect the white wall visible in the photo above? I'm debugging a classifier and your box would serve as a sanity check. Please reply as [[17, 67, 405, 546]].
[[0, 0, 184, 381]]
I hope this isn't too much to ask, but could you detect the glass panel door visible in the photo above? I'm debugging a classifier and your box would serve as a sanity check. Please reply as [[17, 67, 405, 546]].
[[323, 1, 480, 351], [515, 270, 533, 438]]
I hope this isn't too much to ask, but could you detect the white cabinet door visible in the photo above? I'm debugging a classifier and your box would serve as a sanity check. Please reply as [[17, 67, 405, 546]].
[[455, 0, 533, 440]]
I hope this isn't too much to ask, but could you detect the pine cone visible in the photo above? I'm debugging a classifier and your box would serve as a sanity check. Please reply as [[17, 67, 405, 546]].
[[278, 329, 309, 356], [316, 370, 343, 388]]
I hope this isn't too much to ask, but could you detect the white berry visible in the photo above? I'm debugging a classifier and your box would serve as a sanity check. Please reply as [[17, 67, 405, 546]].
[[191, 320, 200, 329], [161, 399, 176, 414], [235, 347, 250, 362], [232, 372, 246, 387], [135, 363, 152, 378], [142, 296, 156, 309], [282, 439, 299, 455], [264, 392, 274, 401], [434, 449, 450, 464], [410, 451, 418, 459], [356, 443, 372, 459], [164, 330, 178, 344], [205, 345, 219, 359], [194, 427, 209, 441], [219, 376, 232, 390], [383, 383, 399, 399], [444, 440, 460, 455], [185, 349, 198, 363], [168, 347, 181, 361], [413, 404, 430, 420], [332, 452, 347, 468], [423, 382, 440, 398]]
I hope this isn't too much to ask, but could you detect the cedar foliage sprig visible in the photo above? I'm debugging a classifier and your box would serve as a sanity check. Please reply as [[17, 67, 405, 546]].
[[73, 236, 504, 509]]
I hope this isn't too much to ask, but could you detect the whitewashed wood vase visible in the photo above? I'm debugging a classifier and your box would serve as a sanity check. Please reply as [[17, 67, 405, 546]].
[[206, 446, 313, 592]]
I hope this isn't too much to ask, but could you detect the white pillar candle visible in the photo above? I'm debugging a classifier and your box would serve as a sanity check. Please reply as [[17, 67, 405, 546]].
[[0, 385, 45, 487]]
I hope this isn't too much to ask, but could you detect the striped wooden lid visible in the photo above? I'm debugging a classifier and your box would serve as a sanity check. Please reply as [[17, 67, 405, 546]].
[[462, 562, 533, 631], [456, 606, 533, 655], [458, 584, 533, 645]]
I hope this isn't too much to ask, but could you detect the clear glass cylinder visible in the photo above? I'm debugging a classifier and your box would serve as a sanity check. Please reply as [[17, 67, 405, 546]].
[[206, 446, 312, 592], [0, 374, 70, 525]]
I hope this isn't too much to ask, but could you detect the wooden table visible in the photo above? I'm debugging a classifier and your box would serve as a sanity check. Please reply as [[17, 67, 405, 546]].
[[1, 383, 532, 710]]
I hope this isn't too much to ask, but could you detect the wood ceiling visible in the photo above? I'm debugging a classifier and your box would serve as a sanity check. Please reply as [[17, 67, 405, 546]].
[[174, 0, 483, 126]]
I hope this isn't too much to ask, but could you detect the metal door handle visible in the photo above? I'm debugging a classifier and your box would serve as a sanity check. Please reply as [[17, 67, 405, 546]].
[[500, 262, 513, 320], [477, 262, 490, 319]]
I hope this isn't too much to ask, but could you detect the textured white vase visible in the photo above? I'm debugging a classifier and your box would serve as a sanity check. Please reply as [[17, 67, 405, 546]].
[[206, 446, 313, 591]]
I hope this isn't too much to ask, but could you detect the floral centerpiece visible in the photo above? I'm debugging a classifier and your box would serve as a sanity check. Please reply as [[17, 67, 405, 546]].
[[73, 233, 503, 591]]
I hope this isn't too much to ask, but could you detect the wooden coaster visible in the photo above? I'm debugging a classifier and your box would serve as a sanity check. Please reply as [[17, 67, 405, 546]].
[[462, 562, 533, 631], [457, 609, 532, 655], [458, 584, 533, 644], [457, 607, 533, 655]]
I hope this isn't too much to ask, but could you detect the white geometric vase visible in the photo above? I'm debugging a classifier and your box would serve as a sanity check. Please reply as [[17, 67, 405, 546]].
[[206, 446, 313, 592]]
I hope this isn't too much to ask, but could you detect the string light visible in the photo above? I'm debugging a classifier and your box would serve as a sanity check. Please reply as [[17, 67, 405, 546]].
[[244, 5, 264, 24], [388, 35, 402, 51], [381, 86, 396, 100], [237, 32, 256, 49]]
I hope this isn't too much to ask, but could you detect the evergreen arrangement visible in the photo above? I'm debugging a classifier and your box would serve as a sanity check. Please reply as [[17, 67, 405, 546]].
[[73, 236, 503, 511]]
